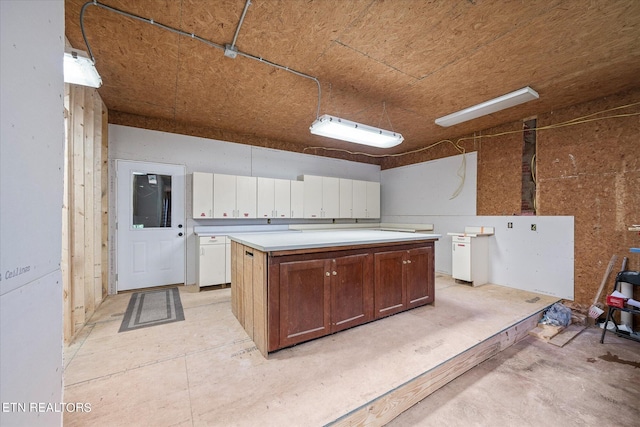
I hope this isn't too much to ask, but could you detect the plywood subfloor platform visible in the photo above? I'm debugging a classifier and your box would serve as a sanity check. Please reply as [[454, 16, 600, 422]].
[[63, 275, 558, 426]]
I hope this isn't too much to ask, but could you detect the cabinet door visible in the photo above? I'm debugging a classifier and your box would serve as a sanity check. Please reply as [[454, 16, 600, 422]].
[[339, 179, 353, 218], [366, 181, 380, 218], [290, 180, 304, 218], [279, 259, 331, 347], [257, 177, 275, 218], [192, 172, 213, 218], [352, 180, 367, 218], [374, 250, 406, 318], [322, 176, 340, 218], [213, 174, 236, 218], [198, 239, 226, 287], [452, 240, 471, 281], [330, 254, 373, 333], [303, 175, 323, 218], [273, 178, 291, 218], [236, 175, 257, 218], [405, 246, 434, 308]]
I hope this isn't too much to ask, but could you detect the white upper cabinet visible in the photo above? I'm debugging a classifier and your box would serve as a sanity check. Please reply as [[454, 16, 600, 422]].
[[339, 179, 353, 218], [302, 175, 340, 219], [213, 173, 256, 218], [273, 178, 291, 218], [366, 181, 380, 218], [352, 180, 380, 218], [290, 180, 304, 218], [302, 175, 322, 218], [235, 175, 257, 218], [193, 172, 376, 220], [192, 172, 213, 219], [352, 180, 367, 218], [257, 177, 275, 218], [257, 177, 292, 218]]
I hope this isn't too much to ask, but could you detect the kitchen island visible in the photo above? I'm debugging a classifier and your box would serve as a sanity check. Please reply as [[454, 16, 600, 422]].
[[228, 230, 441, 357]]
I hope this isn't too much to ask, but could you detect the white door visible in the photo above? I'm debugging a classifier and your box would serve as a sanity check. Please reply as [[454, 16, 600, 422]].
[[116, 161, 185, 291]]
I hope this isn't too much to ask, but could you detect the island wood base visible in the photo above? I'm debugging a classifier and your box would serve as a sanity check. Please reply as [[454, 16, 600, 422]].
[[231, 239, 436, 357]]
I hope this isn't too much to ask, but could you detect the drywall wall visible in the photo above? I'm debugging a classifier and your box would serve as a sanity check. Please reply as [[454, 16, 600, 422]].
[[108, 124, 381, 289], [382, 214, 574, 300], [381, 153, 477, 216], [0, 1, 65, 425]]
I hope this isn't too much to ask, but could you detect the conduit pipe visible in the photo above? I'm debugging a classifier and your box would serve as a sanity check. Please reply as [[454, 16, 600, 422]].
[[79, 0, 322, 119]]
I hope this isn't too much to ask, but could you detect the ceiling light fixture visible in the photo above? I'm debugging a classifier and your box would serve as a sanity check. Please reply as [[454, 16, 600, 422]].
[[310, 114, 404, 148], [435, 86, 539, 127], [63, 47, 102, 88]]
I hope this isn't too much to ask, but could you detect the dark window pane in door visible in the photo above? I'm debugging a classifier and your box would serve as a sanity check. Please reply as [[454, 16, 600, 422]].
[[132, 174, 172, 228]]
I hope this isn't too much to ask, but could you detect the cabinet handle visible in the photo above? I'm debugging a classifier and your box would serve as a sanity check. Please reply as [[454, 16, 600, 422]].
[[407, 260, 412, 264], [332, 271, 337, 275], [245, 251, 253, 258], [403, 260, 407, 264], [325, 272, 330, 276]]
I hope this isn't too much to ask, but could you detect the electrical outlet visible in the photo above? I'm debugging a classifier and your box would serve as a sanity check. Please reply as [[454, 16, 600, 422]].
[[508, 222, 513, 229], [531, 224, 537, 231]]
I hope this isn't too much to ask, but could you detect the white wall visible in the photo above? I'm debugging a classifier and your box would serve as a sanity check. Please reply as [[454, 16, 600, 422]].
[[108, 124, 381, 288], [381, 153, 477, 216], [382, 215, 574, 300], [0, 1, 65, 425], [381, 152, 574, 299]]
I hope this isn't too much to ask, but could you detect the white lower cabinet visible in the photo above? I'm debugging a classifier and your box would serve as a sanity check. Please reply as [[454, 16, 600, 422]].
[[197, 236, 230, 287], [451, 235, 489, 286]]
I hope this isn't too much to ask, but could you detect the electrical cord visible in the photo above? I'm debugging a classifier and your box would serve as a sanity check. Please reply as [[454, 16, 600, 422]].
[[302, 101, 640, 159]]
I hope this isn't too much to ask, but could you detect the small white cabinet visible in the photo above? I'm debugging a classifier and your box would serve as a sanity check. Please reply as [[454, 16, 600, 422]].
[[449, 229, 493, 286], [197, 236, 230, 287]]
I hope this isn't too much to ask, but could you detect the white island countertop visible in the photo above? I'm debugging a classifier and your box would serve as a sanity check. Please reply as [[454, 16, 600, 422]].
[[227, 229, 441, 252]]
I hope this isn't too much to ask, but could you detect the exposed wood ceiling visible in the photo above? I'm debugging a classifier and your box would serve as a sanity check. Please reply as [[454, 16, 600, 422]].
[[65, 0, 640, 164]]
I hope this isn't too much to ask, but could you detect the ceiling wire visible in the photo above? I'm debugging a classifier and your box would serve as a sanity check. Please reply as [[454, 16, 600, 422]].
[[303, 101, 640, 159], [79, 0, 323, 119], [303, 101, 639, 200]]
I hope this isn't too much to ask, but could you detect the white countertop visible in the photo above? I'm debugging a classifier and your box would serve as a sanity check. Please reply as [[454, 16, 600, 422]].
[[227, 229, 441, 252]]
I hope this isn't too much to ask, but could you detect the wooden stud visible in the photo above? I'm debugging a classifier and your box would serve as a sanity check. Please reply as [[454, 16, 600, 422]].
[[83, 87, 95, 316]]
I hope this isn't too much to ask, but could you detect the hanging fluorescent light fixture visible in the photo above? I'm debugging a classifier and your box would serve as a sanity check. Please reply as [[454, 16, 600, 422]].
[[435, 86, 539, 127], [63, 47, 102, 88], [310, 114, 403, 148]]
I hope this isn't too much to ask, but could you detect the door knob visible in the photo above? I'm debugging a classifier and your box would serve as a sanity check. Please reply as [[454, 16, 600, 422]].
[[178, 232, 183, 237]]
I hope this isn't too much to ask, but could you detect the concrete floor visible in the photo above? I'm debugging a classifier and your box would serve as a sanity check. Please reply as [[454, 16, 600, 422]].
[[63, 276, 639, 426], [389, 327, 640, 427]]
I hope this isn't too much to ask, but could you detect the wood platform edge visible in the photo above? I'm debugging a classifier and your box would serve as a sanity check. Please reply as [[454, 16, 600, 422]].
[[328, 310, 544, 426]]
